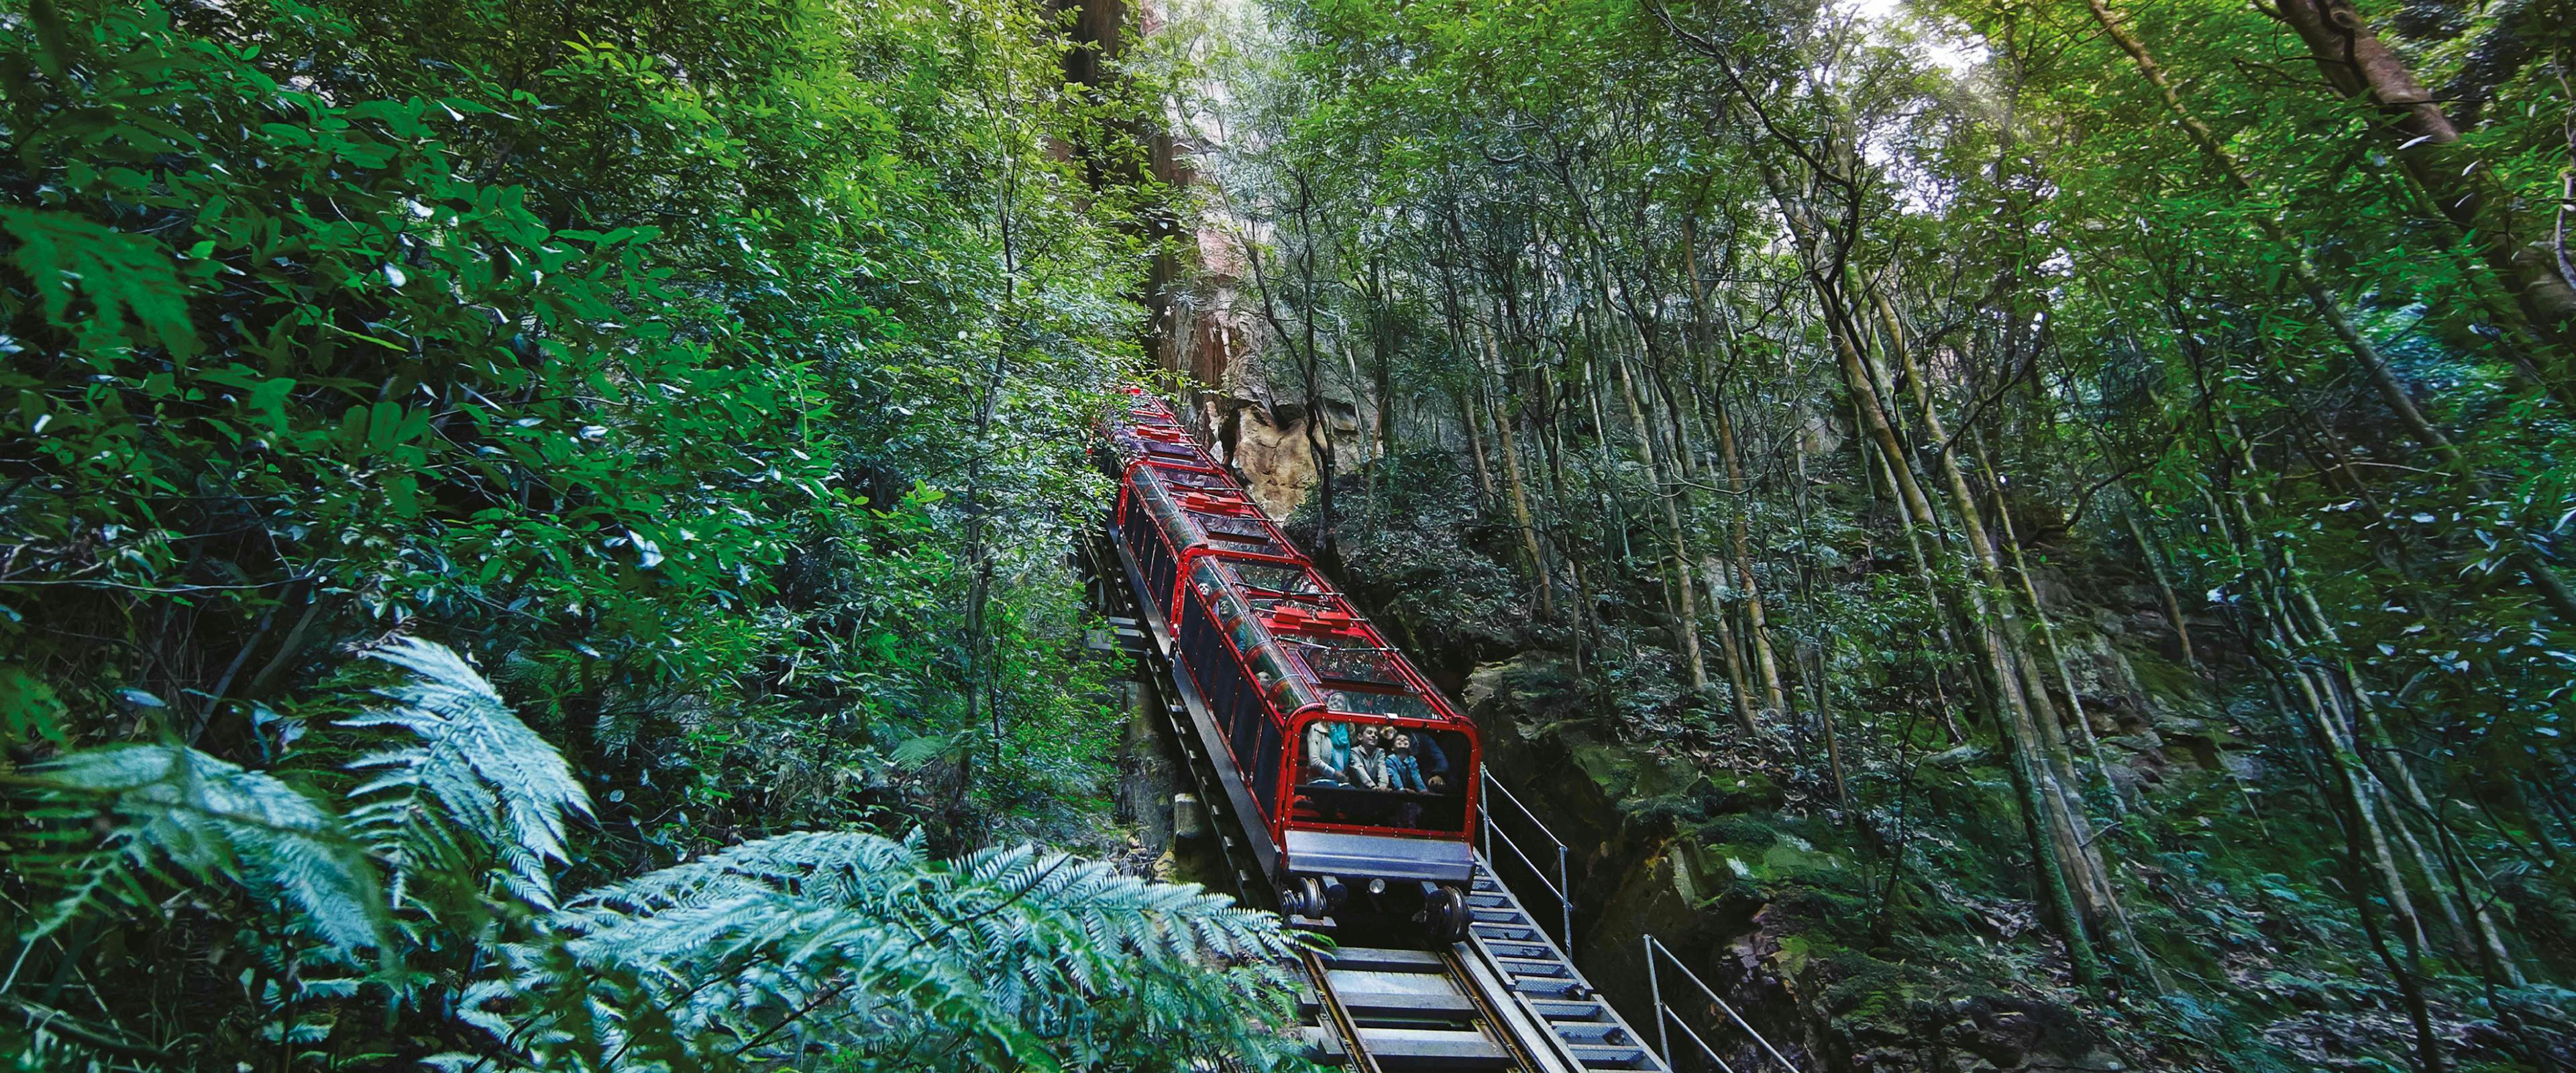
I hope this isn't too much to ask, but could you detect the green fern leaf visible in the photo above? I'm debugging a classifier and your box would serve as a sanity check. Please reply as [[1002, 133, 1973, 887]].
[[343, 637, 591, 908], [29, 742, 383, 952]]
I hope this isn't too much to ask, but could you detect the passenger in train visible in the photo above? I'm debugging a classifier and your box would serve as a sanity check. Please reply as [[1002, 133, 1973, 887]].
[[1303, 720, 1354, 785], [1301, 721, 1340, 785], [1346, 725, 1389, 789], [1385, 730, 1430, 793], [1413, 729, 1452, 791]]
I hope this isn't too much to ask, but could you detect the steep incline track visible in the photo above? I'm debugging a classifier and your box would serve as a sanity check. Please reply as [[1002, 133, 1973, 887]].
[[1083, 526, 1670, 1072]]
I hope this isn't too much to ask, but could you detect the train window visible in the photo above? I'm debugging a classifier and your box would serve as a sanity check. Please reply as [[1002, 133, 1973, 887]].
[[1141, 480, 1195, 546], [1324, 689, 1439, 722], [1230, 561, 1323, 596], [1294, 640, 1405, 688], [1161, 469, 1231, 492], [1293, 722, 1471, 833], [1250, 644, 1318, 713], [1203, 518, 1277, 549], [1197, 562, 1320, 716]]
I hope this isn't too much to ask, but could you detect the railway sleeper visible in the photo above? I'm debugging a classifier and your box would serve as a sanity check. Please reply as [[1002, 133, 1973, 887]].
[[1320, 947, 1447, 973], [1301, 990, 1479, 1019], [1346, 1026, 1513, 1069]]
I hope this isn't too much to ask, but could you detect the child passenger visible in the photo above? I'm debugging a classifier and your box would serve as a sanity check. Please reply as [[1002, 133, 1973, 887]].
[[1386, 731, 1430, 792], [1346, 726, 1389, 789]]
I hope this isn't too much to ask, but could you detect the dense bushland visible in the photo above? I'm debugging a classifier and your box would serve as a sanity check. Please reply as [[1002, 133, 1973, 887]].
[[0, 1, 1302, 1068], [1179, 0, 2576, 1067]]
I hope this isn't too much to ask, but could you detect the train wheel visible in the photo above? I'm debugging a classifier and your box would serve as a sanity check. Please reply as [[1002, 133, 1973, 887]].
[[1282, 876, 1328, 919], [1424, 885, 1470, 944]]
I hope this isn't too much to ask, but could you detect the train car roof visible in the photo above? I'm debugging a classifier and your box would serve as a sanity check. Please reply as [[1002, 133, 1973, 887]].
[[1187, 551, 1470, 730], [1109, 424, 1207, 467], [1127, 461, 1298, 561]]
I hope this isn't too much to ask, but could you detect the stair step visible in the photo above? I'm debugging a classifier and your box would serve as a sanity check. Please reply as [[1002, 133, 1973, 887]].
[[1470, 907, 1527, 923], [1479, 940, 1554, 960], [1529, 999, 1608, 1020], [1549, 1020, 1629, 1045], [1570, 1043, 1652, 1069], [1471, 924, 1540, 943], [1511, 975, 1582, 997], [1466, 893, 1511, 908], [1496, 956, 1570, 978]]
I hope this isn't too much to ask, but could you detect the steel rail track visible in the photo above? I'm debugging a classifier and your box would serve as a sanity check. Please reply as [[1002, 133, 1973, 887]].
[[1084, 522, 1666, 1072]]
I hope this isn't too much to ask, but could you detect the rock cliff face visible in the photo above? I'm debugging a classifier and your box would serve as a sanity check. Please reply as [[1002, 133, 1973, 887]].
[[1152, 217, 1375, 520]]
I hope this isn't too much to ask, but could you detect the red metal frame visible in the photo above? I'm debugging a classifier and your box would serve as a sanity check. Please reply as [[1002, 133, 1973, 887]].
[[1116, 461, 1299, 626], [1170, 549, 1482, 848], [1101, 388, 1483, 862]]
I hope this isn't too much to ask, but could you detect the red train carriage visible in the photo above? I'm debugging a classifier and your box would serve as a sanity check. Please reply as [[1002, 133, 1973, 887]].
[[1102, 389, 1482, 938], [1116, 463, 1297, 616]]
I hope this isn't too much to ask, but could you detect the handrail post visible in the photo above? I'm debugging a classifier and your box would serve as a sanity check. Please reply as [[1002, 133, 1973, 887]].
[[1557, 843, 1573, 957], [1648, 931, 1801, 1072], [1479, 765, 1578, 954], [1646, 934, 1670, 1066]]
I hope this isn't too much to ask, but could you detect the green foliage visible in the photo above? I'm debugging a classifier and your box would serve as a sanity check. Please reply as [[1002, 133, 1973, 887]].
[[461, 834, 1301, 1072], [343, 636, 590, 911], [24, 740, 383, 954], [0, 0, 1250, 1066], [5, 642, 1301, 1070], [1191, 0, 2576, 1065], [0, 0, 1145, 849]]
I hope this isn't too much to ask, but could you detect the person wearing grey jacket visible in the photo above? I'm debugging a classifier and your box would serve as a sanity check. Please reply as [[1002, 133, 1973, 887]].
[[1345, 726, 1389, 789]]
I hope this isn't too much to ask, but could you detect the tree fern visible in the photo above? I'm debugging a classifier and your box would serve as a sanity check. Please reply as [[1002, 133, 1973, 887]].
[[455, 831, 1307, 1072], [25, 742, 382, 954], [340, 636, 591, 910], [13, 642, 1303, 1072]]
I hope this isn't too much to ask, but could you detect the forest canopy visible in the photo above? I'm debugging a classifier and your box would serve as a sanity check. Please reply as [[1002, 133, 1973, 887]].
[[7, 0, 2576, 1070], [0, 0, 1302, 1069]]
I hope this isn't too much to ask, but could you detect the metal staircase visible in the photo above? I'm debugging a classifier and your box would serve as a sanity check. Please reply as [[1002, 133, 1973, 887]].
[[1460, 854, 1666, 1070]]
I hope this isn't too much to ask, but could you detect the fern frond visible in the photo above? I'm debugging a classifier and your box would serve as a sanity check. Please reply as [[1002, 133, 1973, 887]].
[[28, 743, 384, 952], [343, 637, 590, 908], [462, 831, 1301, 1072]]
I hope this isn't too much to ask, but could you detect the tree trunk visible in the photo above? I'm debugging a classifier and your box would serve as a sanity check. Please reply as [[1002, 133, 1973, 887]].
[[2262, 0, 2576, 367], [1705, 561, 1762, 734], [1972, 427, 2126, 815], [1612, 345, 1711, 693], [1459, 383, 1499, 512], [1481, 328, 1554, 621], [1713, 389, 1789, 714], [2120, 503, 2200, 669]]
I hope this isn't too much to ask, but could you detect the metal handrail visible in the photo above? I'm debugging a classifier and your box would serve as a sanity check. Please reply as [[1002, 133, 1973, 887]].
[[1656, 1003, 1740, 1073], [1643, 934, 1800, 1072], [1478, 765, 1575, 956]]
